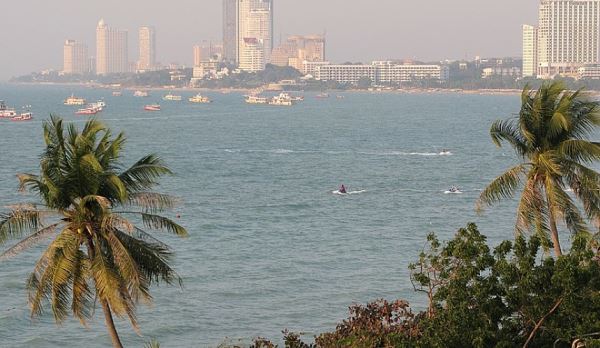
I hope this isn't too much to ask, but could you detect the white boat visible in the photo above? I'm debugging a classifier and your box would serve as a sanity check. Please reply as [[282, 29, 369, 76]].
[[11, 112, 33, 121], [439, 150, 453, 156], [245, 95, 268, 104], [444, 186, 463, 194], [144, 104, 161, 111], [112, 91, 122, 97], [0, 101, 17, 118], [163, 93, 182, 101], [189, 94, 212, 103], [64, 94, 86, 106], [269, 92, 295, 106], [134, 90, 149, 97]]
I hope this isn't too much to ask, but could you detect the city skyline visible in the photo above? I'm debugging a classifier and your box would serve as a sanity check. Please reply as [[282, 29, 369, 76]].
[[0, 0, 538, 81]]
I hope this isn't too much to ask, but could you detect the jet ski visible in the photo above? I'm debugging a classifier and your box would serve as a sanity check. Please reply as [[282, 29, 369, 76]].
[[439, 149, 452, 156]]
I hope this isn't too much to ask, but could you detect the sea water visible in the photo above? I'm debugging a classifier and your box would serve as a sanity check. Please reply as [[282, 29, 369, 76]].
[[0, 84, 523, 347]]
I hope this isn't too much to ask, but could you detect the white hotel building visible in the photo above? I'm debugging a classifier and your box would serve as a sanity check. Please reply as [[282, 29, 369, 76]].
[[524, 0, 600, 78], [315, 62, 448, 84]]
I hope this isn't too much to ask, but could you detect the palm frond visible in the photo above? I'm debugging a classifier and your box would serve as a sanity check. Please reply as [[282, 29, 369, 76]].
[[114, 229, 180, 287], [0, 208, 45, 244], [126, 192, 179, 213], [0, 223, 60, 261], [477, 164, 527, 211], [557, 140, 600, 163], [140, 213, 188, 236], [490, 119, 529, 157], [119, 155, 172, 193]]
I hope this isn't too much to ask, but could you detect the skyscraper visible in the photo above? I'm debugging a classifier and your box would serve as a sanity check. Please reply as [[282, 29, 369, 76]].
[[223, 0, 239, 63], [138, 26, 156, 72], [530, 0, 600, 77], [96, 19, 129, 75], [63, 40, 89, 74], [237, 0, 273, 71], [522, 25, 538, 77]]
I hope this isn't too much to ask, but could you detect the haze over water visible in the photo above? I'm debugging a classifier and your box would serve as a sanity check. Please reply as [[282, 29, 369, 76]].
[[0, 85, 526, 346]]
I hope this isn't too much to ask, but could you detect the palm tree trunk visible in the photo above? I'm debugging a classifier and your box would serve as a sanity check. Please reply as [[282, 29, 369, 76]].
[[101, 299, 124, 348], [548, 206, 563, 257], [86, 238, 124, 348]]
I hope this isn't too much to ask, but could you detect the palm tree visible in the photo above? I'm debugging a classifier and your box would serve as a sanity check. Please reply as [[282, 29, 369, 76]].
[[477, 81, 600, 257], [0, 116, 187, 348]]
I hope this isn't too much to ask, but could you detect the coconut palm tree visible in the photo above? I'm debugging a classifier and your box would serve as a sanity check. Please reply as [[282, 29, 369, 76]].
[[0, 116, 187, 348], [477, 81, 600, 257]]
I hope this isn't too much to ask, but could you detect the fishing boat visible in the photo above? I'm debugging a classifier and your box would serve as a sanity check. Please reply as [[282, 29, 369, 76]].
[[163, 93, 182, 101], [0, 101, 17, 118], [144, 104, 161, 111], [189, 94, 212, 103], [11, 112, 33, 121], [64, 94, 86, 105], [245, 95, 268, 104], [269, 93, 295, 106], [134, 90, 149, 97]]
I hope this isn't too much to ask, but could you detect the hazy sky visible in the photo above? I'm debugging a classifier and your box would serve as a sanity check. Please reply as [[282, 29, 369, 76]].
[[0, 0, 539, 81]]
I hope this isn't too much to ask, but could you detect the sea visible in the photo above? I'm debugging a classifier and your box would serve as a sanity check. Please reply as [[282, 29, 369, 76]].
[[0, 84, 524, 347]]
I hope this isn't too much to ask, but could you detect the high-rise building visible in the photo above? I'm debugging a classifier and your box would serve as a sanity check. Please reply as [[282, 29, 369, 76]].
[[522, 25, 538, 77], [239, 37, 265, 72], [63, 40, 89, 74], [223, 0, 239, 63], [533, 0, 600, 77], [193, 45, 203, 67], [138, 26, 156, 72], [236, 0, 273, 71], [96, 19, 129, 75]]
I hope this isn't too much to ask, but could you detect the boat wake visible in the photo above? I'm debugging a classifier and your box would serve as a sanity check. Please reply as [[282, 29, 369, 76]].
[[332, 190, 367, 195]]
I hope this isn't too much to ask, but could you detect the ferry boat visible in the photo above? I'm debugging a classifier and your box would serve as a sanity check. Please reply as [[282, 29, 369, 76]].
[[144, 104, 161, 111], [64, 94, 86, 105], [189, 94, 212, 103], [11, 112, 33, 121], [245, 95, 268, 104], [0, 101, 17, 118], [163, 93, 182, 101], [134, 90, 149, 97], [268, 93, 295, 106]]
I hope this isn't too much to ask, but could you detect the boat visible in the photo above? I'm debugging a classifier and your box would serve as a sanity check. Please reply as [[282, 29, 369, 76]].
[[269, 93, 295, 106], [64, 94, 86, 106], [134, 90, 149, 97], [11, 112, 33, 121], [245, 95, 268, 104], [0, 101, 17, 118], [89, 100, 106, 111], [144, 104, 161, 111], [75, 107, 100, 115], [444, 186, 462, 194], [112, 91, 122, 97], [163, 93, 182, 101], [316, 93, 330, 99], [336, 95, 345, 99], [290, 95, 304, 101], [439, 149, 452, 156], [189, 94, 212, 103]]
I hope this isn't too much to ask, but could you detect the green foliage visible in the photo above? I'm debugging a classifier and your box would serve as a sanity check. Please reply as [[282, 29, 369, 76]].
[[262, 223, 600, 347]]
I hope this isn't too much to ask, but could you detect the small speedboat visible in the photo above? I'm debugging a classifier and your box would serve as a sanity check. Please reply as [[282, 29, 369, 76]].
[[444, 186, 462, 194], [144, 104, 161, 111], [439, 149, 452, 156], [75, 107, 99, 115]]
